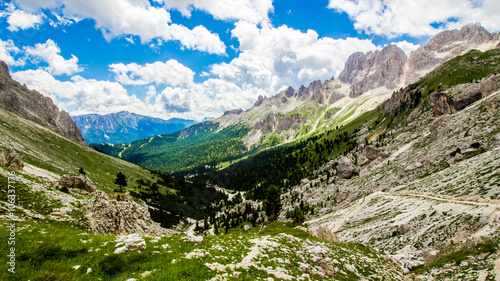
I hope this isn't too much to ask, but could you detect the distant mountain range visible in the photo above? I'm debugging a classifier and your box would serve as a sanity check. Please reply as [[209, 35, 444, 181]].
[[72, 111, 196, 143]]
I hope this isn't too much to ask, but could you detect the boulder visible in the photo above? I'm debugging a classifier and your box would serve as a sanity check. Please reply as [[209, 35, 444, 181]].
[[1, 149, 24, 170], [243, 225, 251, 232], [316, 226, 339, 242], [364, 146, 382, 160], [429, 92, 455, 116], [185, 233, 203, 243], [114, 234, 146, 254], [336, 156, 359, 179], [84, 190, 166, 234], [58, 175, 96, 193], [480, 74, 500, 97]]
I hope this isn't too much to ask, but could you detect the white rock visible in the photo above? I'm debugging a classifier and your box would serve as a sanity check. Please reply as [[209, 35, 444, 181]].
[[86, 268, 92, 274], [186, 233, 203, 243], [73, 265, 81, 270]]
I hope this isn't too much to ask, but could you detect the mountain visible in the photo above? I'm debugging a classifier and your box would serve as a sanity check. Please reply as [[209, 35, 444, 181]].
[[100, 23, 500, 173], [1, 23, 500, 280], [72, 111, 196, 144], [0, 61, 84, 143]]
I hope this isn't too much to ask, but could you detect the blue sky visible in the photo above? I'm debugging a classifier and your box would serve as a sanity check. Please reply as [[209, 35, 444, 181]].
[[0, 0, 499, 121]]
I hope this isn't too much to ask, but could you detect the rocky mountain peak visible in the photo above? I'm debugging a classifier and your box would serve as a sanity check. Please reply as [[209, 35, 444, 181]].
[[404, 23, 499, 85], [339, 44, 407, 98], [0, 60, 85, 143]]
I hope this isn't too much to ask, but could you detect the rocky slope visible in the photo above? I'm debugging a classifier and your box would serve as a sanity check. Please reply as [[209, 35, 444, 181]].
[[0, 61, 84, 143], [73, 111, 195, 144], [279, 49, 500, 279]]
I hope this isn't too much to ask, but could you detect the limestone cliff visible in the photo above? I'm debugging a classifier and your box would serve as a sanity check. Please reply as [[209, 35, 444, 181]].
[[0, 61, 85, 143]]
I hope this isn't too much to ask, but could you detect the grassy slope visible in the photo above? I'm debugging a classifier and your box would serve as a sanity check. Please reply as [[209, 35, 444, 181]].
[[0, 218, 402, 280], [419, 48, 500, 98], [0, 108, 157, 191]]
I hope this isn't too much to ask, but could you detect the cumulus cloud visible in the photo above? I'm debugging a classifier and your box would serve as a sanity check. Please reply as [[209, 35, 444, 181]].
[[24, 39, 82, 76], [13, 0, 226, 54], [162, 0, 273, 24], [109, 60, 195, 87], [11, 69, 169, 117], [157, 79, 268, 119], [210, 21, 379, 93], [327, 0, 500, 37], [6, 8, 44, 31], [392, 41, 420, 57], [0, 39, 25, 66]]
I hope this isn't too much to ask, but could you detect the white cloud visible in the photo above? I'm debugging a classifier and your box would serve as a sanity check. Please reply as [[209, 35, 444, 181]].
[[145, 85, 157, 104], [11, 69, 170, 118], [392, 41, 420, 57], [6, 8, 44, 31], [162, 0, 273, 24], [13, 0, 60, 12], [24, 39, 82, 76], [210, 21, 379, 94], [109, 60, 195, 87], [0, 39, 25, 66], [327, 0, 500, 37], [13, 0, 226, 54], [157, 79, 268, 119]]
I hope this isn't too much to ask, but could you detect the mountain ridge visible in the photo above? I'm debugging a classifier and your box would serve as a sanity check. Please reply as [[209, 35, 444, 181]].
[[72, 111, 196, 144], [0, 61, 84, 143]]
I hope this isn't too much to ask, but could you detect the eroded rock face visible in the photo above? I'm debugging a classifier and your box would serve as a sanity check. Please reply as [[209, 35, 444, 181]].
[[339, 45, 407, 98], [316, 226, 339, 243], [429, 89, 483, 116], [0, 61, 84, 143], [276, 114, 306, 134]]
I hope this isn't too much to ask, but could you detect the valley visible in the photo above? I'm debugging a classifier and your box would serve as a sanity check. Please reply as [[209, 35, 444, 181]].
[[1, 23, 500, 280]]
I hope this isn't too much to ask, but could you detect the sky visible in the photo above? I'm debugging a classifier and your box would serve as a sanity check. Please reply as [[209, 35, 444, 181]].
[[0, 0, 499, 121]]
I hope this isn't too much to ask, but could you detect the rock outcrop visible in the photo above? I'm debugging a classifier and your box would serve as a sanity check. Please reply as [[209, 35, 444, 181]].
[[0, 61, 85, 143], [0, 148, 24, 170], [84, 190, 166, 234], [254, 95, 266, 107], [223, 108, 244, 116], [58, 175, 97, 193]]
